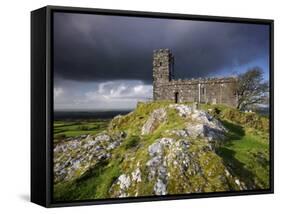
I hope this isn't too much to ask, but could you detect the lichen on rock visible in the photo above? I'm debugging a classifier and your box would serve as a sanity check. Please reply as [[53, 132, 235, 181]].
[[53, 131, 126, 183], [141, 108, 167, 135], [169, 104, 193, 117]]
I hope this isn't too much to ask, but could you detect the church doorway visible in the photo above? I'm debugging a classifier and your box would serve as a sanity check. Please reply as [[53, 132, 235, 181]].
[[175, 92, 179, 103]]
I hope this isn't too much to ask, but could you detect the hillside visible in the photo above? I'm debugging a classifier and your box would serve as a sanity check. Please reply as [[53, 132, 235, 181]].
[[53, 101, 269, 201]]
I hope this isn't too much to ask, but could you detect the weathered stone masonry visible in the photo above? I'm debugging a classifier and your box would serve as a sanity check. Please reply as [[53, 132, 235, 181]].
[[153, 49, 238, 107]]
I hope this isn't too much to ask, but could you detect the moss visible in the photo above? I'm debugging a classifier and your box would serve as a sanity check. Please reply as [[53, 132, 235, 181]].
[[167, 163, 190, 194], [135, 177, 155, 196]]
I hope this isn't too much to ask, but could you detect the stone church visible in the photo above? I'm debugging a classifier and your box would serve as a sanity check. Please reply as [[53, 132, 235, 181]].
[[152, 49, 238, 107]]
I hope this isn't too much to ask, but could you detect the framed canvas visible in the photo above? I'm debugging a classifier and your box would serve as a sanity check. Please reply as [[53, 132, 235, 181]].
[[31, 5, 274, 207]]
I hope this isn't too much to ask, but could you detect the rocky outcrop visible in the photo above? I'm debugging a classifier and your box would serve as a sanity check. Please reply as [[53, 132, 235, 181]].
[[141, 108, 167, 135], [169, 104, 193, 117], [107, 104, 249, 197], [146, 138, 173, 195], [54, 103, 256, 201], [109, 136, 245, 197], [169, 104, 227, 142], [53, 131, 126, 183]]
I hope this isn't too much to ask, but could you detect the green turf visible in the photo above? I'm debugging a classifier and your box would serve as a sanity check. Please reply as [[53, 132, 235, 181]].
[[53, 120, 109, 141], [54, 160, 121, 201], [216, 119, 269, 189]]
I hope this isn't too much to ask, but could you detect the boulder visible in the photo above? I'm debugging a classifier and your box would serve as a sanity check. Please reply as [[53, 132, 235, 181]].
[[131, 168, 142, 183], [141, 108, 167, 135], [186, 123, 225, 142], [169, 104, 192, 117], [169, 129, 189, 137], [107, 141, 121, 150], [117, 174, 131, 190], [95, 133, 111, 142], [148, 142, 163, 156], [148, 138, 174, 157], [53, 132, 122, 183], [154, 179, 167, 195]]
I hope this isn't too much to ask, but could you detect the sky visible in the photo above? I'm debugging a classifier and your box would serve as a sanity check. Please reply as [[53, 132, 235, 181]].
[[53, 12, 270, 111]]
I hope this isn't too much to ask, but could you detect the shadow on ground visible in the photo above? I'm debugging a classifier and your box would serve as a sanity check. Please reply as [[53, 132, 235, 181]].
[[216, 120, 256, 189]]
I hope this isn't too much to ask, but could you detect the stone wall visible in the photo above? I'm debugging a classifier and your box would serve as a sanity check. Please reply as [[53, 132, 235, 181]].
[[153, 49, 238, 107]]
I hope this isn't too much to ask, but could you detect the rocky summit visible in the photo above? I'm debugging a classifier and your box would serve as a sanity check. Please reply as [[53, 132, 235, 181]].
[[53, 102, 269, 200]]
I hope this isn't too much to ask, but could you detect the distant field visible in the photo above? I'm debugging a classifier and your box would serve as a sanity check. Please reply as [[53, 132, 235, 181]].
[[53, 120, 110, 143]]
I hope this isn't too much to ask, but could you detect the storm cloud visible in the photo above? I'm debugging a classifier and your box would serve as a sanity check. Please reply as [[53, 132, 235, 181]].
[[53, 12, 270, 83], [53, 12, 270, 110]]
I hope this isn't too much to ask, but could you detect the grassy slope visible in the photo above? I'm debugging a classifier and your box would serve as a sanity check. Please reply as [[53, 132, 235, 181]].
[[54, 160, 121, 201], [53, 101, 270, 201], [216, 121, 269, 189], [201, 104, 270, 189], [54, 101, 186, 200]]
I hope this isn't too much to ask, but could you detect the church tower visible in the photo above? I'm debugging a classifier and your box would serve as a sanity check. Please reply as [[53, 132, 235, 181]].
[[153, 49, 174, 83], [152, 49, 174, 100]]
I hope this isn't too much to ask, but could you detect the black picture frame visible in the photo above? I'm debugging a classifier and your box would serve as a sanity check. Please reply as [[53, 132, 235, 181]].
[[31, 5, 274, 208]]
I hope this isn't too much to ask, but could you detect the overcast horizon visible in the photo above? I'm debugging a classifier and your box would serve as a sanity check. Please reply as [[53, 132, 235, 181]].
[[53, 12, 270, 111]]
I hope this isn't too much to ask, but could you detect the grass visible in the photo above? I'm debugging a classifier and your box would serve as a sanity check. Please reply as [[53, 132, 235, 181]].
[[53, 119, 109, 142], [199, 103, 270, 189], [53, 101, 270, 200], [216, 119, 269, 189], [54, 160, 121, 201], [53, 102, 187, 200], [123, 135, 140, 149]]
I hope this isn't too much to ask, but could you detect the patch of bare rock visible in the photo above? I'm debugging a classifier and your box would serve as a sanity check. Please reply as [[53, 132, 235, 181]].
[[141, 108, 167, 135], [53, 131, 126, 183]]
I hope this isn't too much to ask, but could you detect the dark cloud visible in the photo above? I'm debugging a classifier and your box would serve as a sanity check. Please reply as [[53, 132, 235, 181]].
[[53, 12, 269, 83]]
